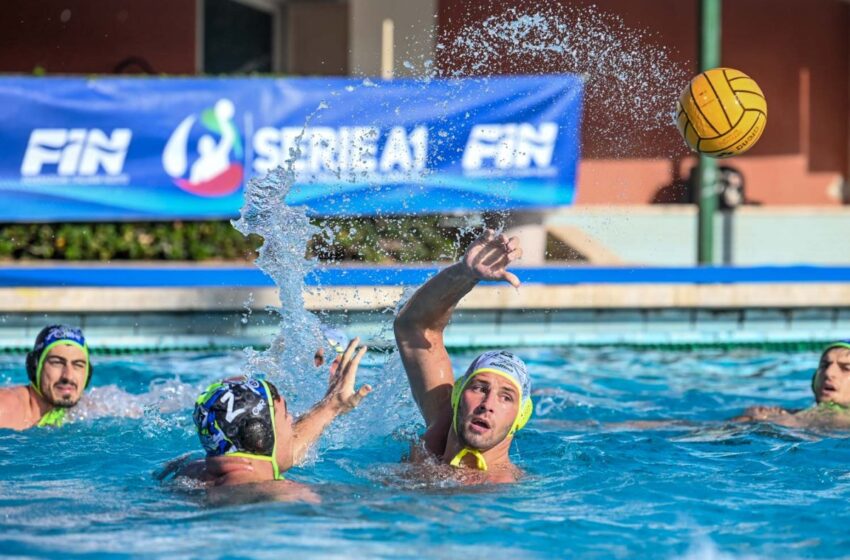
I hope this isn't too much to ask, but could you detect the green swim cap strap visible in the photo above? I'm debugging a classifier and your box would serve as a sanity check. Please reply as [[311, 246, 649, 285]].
[[449, 447, 488, 471], [819, 401, 850, 412], [32, 340, 90, 395], [37, 407, 67, 428], [260, 380, 283, 480], [451, 368, 533, 436], [824, 342, 850, 353], [196, 381, 225, 406]]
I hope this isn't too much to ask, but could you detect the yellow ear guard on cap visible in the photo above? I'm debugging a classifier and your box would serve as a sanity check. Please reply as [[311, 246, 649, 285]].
[[448, 351, 533, 472], [448, 368, 533, 472], [450, 367, 534, 438]]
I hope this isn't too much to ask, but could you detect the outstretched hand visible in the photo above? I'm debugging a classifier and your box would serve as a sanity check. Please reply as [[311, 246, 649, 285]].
[[324, 337, 372, 414], [463, 229, 523, 288]]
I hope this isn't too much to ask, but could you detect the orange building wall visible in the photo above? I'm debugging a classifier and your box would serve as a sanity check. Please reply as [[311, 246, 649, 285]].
[[0, 0, 846, 206], [438, 0, 850, 206], [0, 0, 197, 75]]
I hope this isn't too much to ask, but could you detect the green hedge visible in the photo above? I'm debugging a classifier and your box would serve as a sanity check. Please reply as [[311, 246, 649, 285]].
[[0, 217, 476, 263]]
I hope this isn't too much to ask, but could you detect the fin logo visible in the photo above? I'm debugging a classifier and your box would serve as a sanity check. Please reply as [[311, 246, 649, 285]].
[[162, 99, 244, 197], [20, 128, 132, 178], [462, 122, 558, 172]]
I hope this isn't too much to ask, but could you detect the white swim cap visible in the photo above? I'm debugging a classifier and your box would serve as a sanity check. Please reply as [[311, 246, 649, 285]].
[[451, 350, 533, 437]]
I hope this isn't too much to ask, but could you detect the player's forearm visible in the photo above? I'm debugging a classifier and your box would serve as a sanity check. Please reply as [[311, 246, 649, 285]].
[[394, 262, 479, 336], [288, 398, 343, 466]]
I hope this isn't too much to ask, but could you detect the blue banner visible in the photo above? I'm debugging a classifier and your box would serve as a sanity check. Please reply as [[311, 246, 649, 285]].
[[0, 76, 582, 222]]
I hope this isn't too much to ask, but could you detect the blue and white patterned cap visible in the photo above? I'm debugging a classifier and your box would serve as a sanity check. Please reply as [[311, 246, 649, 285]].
[[32, 325, 87, 355], [193, 377, 277, 457]]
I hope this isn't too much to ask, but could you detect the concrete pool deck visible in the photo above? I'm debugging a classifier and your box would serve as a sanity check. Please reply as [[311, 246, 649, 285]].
[[1, 264, 849, 351]]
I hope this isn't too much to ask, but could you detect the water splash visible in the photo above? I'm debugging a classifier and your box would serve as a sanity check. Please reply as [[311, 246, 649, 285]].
[[436, 5, 689, 158], [232, 165, 327, 407], [233, 5, 691, 428], [67, 380, 199, 426]]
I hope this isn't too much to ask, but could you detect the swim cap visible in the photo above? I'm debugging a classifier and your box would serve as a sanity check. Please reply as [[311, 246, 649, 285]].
[[812, 340, 850, 395], [193, 377, 284, 480], [26, 325, 92, 395], [821, 340, 850, 355], [448, 351, 533, 470]]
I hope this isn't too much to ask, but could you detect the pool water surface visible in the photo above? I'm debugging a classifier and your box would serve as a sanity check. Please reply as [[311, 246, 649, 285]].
[[1, 346, 848, 559]]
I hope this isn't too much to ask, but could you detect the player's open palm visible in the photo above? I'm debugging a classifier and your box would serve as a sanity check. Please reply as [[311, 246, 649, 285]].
[[463, 229, 523, 288], [324, 337, 371, 413]]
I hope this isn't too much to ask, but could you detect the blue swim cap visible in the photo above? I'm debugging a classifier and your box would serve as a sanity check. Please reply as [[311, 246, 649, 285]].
[[26, 325, 91, 394], [193, 377, 285, 480]]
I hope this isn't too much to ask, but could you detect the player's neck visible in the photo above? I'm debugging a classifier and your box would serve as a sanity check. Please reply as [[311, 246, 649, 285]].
[[443, 431, 513, 470]]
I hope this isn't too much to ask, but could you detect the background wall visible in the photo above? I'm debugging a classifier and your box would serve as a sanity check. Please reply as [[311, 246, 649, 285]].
[[2, 0, 847, 208], [0, 0, 197, 74], [437, 0, 850, 206], [349, 0, 437, 78]]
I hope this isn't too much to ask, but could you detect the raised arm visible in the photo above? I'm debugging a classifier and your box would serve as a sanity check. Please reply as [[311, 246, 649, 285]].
[[286, 338, 372, 468], [204, 339, 371, 479], [393, 230, 522, 431]]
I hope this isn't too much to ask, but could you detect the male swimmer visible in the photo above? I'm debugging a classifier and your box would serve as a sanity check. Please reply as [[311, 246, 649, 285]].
[[732, 340, 850, 429], [159, 338, 371, 502], [0, 325, 92, 430], [393, 230, 533, 484]]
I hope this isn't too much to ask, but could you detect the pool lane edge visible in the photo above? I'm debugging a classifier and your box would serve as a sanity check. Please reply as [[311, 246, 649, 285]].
[[2, 283, 850, 312]]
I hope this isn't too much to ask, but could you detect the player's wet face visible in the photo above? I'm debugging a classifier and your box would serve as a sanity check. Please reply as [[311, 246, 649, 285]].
[[456, 372, 520, 451], [40, 344, 87, 408], [814, 348, 850, 406]]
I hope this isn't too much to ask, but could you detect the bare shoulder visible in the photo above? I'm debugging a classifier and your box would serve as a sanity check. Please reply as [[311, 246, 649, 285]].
[[0, 386, 32, 429], [731, 405, 795, 424], [206, 480, 320, 506], [0, 385, 29, 404], [485, 464, 522, 484], [420, 416, 451, 457], [790, 407, 850, 430]]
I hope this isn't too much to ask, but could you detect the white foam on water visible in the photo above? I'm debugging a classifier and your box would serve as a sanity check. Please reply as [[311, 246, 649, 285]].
[[67, 380, 199, 427], [676, 538, 768, 560]]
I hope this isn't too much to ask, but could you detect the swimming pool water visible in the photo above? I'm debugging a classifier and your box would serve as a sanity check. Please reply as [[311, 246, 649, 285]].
[[1, 346, 848, 559]]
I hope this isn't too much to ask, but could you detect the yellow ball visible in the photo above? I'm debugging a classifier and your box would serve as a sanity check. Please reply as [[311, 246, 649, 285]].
[[676, 67, 767, 158]]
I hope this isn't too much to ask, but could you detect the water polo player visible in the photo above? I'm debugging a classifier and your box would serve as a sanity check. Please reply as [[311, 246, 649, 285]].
[[0, 325, 93, 430], [394, 230, 532, 483], [161, 337, 371, 495], [732, 340, 850, 429]]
